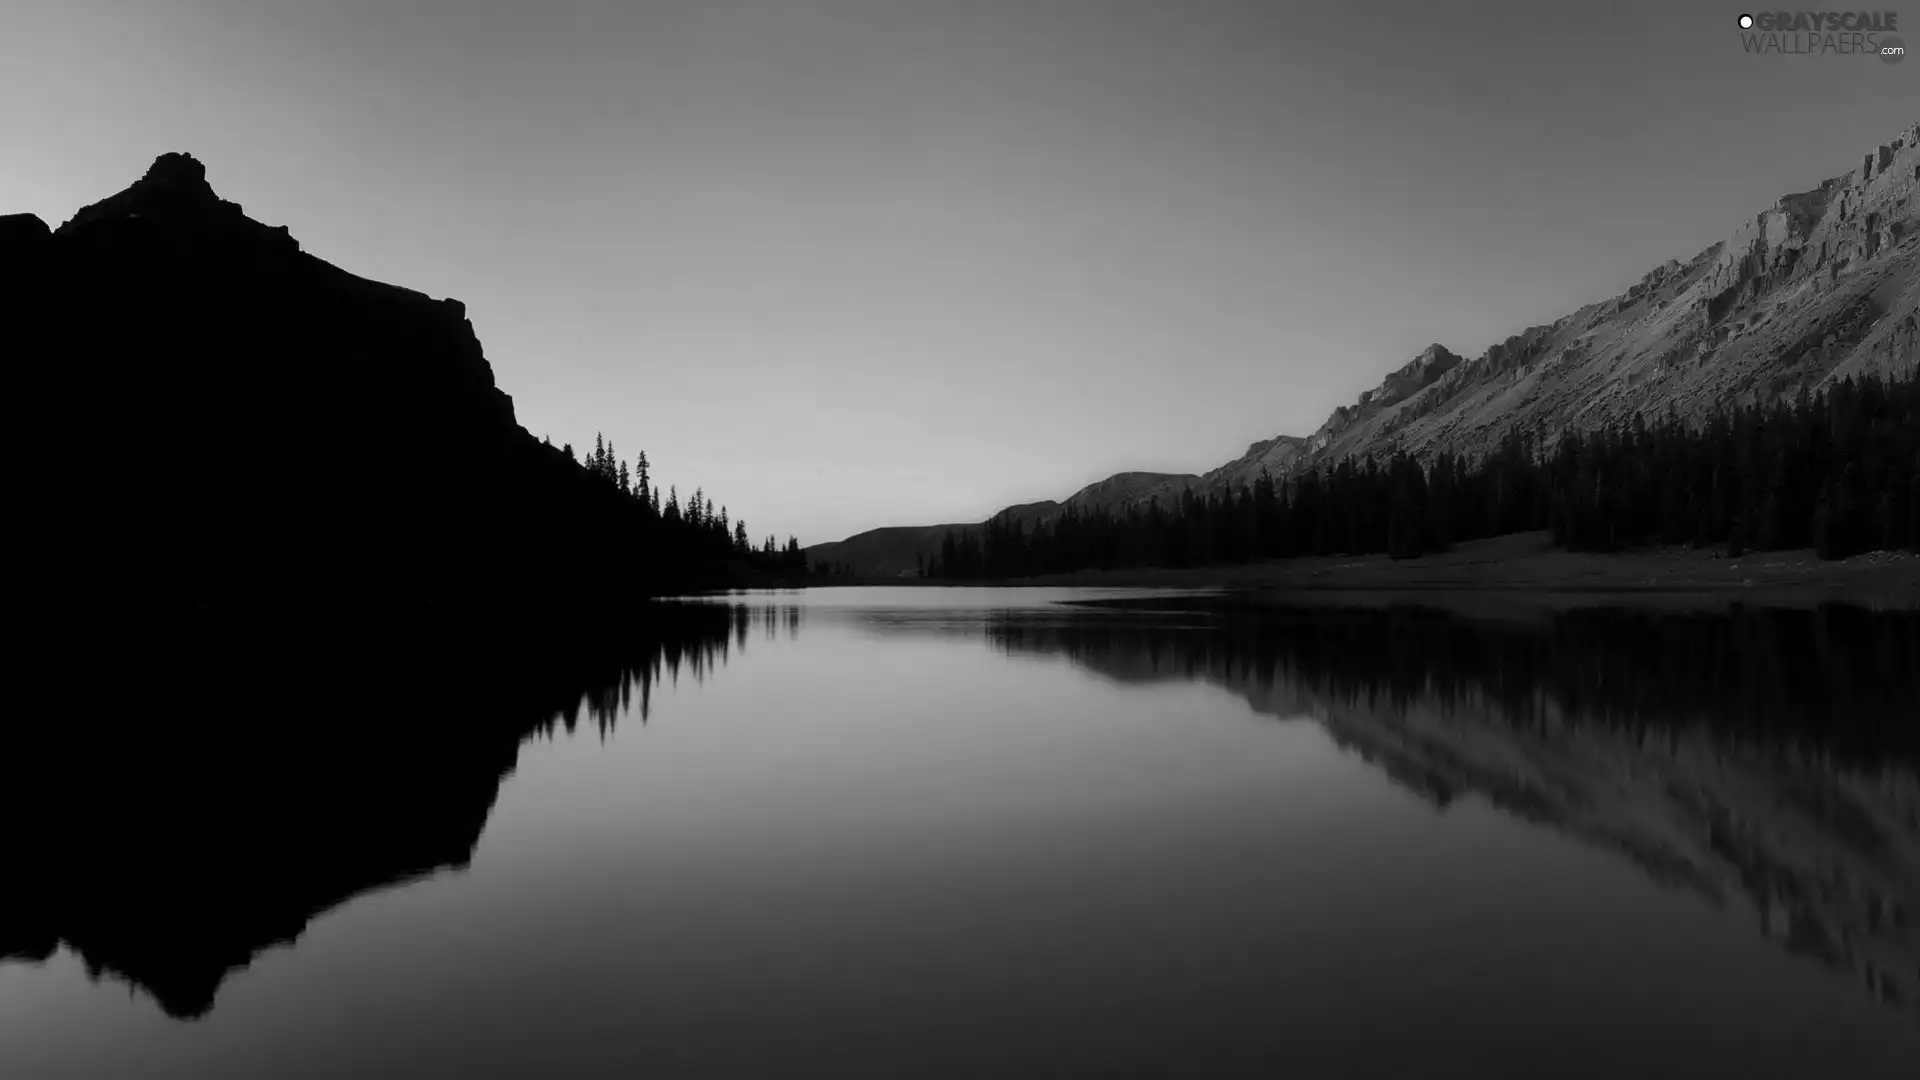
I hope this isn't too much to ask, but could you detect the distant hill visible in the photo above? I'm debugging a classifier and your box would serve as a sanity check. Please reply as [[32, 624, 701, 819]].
[[814, 119, 1920, 577], [806, 471, 1196, 577], [805, 524, 969, 579]]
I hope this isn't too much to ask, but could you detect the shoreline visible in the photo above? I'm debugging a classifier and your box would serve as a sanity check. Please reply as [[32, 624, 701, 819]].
[[862, 532, 1920, 609]]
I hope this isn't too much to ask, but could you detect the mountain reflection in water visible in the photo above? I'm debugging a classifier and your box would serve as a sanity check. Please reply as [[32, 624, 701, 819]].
[[3, 594, 1914, 1036], [0, 601, 800, 1020], [974, 599, 1920, 1020]]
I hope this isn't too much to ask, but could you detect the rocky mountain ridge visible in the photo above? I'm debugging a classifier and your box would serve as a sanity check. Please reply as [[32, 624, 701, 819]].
[[1200, 119, 1920, 485], [811, 120, 1920, 574]]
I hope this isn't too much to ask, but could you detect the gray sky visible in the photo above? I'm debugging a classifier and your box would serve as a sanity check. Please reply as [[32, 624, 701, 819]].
[[4, 1, 1913, 543]]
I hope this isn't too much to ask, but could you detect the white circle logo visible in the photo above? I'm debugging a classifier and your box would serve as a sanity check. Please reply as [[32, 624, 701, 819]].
[[1738, 13, 1754, 29]]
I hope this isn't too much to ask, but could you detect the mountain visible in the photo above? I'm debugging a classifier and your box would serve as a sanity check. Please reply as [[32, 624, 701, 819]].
[[805, 470, 1196, 578], [1205, 120, 1920, 483], [813, 120, 1920, 577], [5, 153, 694, 610], [806, 524, 968, 579], [1059, 468, 1206, 517]]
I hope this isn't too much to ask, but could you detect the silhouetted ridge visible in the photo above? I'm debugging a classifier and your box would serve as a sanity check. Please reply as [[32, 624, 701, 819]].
[[0, 211, 51, 248], [6, 154, 792, 613], [63, 152, 237, 229]]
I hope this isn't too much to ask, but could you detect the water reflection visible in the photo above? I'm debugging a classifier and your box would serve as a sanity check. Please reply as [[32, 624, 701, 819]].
[[0, 601, 802, 1020], [7, 591, 1915, 1048], [974, 600, 1920, 1020]]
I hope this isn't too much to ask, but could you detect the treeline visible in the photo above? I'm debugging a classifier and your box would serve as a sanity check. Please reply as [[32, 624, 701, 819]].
[[558, 432, 809, 579], [925, 370, 1920, 579], [1544, 371, 1919, 557]]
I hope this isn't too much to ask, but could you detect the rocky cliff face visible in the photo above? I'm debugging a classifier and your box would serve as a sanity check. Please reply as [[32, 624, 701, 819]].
[[1200, 120, 1920, 482], [1307, 344, 1464, 454], [6, 153, 641, 609]]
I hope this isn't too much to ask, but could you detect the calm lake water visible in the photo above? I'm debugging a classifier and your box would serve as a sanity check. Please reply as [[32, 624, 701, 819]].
[[5, 587, 1918, 1078]]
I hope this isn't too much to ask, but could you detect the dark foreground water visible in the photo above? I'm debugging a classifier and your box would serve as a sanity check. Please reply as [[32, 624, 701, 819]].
[[4, 588, 1918, 1078]]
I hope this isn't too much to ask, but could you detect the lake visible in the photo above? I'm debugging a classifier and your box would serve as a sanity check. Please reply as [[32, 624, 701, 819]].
[[4, 587, 1918, 1078]]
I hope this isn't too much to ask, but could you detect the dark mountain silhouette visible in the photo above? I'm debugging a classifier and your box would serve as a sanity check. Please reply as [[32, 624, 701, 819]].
[[970, 599, 1920, 1022], [5, 152, 787, 613], [804, 471, 1195, 578], [0, 601, 777, 1020]]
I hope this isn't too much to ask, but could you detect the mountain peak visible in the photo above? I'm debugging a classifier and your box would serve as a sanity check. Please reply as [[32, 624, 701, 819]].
[[1261, 119, 1920, 473], [58, 151, 258, 237], [142, 151, 209, 188]]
